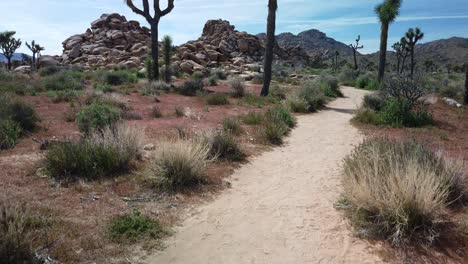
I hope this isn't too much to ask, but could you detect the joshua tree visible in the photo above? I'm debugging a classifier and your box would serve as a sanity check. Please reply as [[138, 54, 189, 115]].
[[332, 50, 340, 72], [0, 31, 22, 70], [25, 40, 45, 70], [124, 0, 175, 81], [375, 0, 402, 82], [349, 35, 364, 70], [404, 27, 424, 77], [392, 37, 409, 74], [162, 35, 173, 83], [261, 0, 278, 97]]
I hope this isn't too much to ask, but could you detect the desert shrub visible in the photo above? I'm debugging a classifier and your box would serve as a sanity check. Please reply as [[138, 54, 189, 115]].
[[251, 74, 264, 85], [174, 106, 185, 117], [42, 71, 82, 91], [76, 103, 121, 134], [228, 77, 246, 98], [109, 211, 165, 243], [378, 99, 433, 127], [192, 71, 204, 81], [340, 138, 464, 246], [339, 67, 359, 86], [382, 74, 429, 105], [0, 119, 22, 150], [356, 73, 379, 90], [205, 131, 246, 161], [439, 84, 463, 100], [46, 124, 142, 180], [83, 92, 129, 111], [363, 94, 386, 111], [143, 81, 171, 96], [286, 94, 309, 113], [93, 83, 114, 93], [223, 117, 242, 135], [151, 106, 162, 118], [267, 106, 296, 128], [241, 111, 263, 125], [317, 75, 342, 97], [103, 70, 138, 86], [206, 75, 218, 86], [352, 107, 380, 125], [178, 79, 204, 96], [211, 69, 227, 80], [0, 98, 39, 132], [206, 93, 229, 105], [47, 89, 80, 103], [298, 81, 327, 112], [241, 94, 277, 108], [122, 111, 143, 120], [146, 140, 212, 189], [0, 202, 37, 263], [39, 65, 61, 76], [269, 83, 287, 100]]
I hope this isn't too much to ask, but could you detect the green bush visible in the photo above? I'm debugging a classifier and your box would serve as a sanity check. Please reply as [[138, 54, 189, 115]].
[[340, 138, 464, 246], [47, 89, 80, 103], [42, 71, 82, 91], [178, 79, 204, 96], [241, 111, 263, 125], [339, 67, 359, 86], [93, 83, 114, 93], [378, 99, 433, 127], [206, 131, 246, 161], [0, 119, 22, 150], [269, 83, 287, 100], [76, 103, 121, 134], [83, 92, 129, 111], [298, 81, 327, 112], [192, 71, 204, 81], [351, 107, 380, 125], [261, 106, 294, 145], [206, 93, 229, 105], [211, 69, 227, 80], [143, 81, 171, 95], [175, 106, 185, 117], [266, 106, 296, 128], [0, 98, 39, 132], [223, 117, 242, 135], [46, 124, 142, 180], [207, 76, 218, 86], [362, 94, 386, 111], [103, 70, 138, 86], [39, 65, 61, 76], [286, 95, 309, 113], [228, 77, 246, 98], [317, 75, 342, 97], [109, 211, 165, 243], [356, 73, 379, 90]]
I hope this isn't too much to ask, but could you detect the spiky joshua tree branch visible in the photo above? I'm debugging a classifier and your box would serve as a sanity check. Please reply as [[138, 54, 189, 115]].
[[26, 40, 45, 70], [349, 35, 364, 70], [124, 0, 175, 81]]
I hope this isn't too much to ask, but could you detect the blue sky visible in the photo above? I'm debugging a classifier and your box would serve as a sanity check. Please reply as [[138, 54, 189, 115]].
[[1, 0, 467, 55]]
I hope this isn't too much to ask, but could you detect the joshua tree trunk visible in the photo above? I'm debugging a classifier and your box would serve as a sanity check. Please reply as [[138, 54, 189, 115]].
[[151, 21, 159, 80], [378, 23, 388, 82], [410, 48, 415, 76], [261, 0, 277, 97], [31, 52, 36, 70], [7, 57, 12, 70], [464, 66, 468, 105], [353, 51, 358, 70]]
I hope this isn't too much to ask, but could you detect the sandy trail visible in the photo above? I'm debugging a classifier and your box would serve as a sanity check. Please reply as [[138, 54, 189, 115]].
[[147, 87, 384, 264]]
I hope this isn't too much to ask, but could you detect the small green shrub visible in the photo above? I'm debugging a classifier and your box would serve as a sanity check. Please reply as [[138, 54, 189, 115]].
[[192, 71, 204, 81], [207, 76, 218, 86], [178, 80, 204, 96], [339, 67, 359, 86], [340, 138, 464, 246], [228, 77, 246, 98], [39, 65, 61, 76], [211, 69, 227, 80], [266, 106, 296, 128], [146, 140, 212, 189], [269, 83, 287, 100], [42, 71, 82, 91], [0, 98, 39, 132], [104, 70, 138, 86], [241, 94, 277, 108], [352, 107, 380, 125], [261, 106, 294, 145], [47, 89, 80, 103], [223, 117, 242, 135], [241, 111, 263, 125], [206, 131, 246, 161], [76, 103, 121, 134], [286, 95, 309, 113], [109, 211, 165, 243], [46, 124, 142, 180], [93, 83, 114, 93], [0, 119, 22, 150], [378, 99, 433, 127], [83, 92, 129, 111], [144, 81, 171, 96], [206, 93, 229, 105], [356, 73, 379, 90], [298, 81, 327, 112], [317, 75, 342, 97], [363, 94, 386, 111]]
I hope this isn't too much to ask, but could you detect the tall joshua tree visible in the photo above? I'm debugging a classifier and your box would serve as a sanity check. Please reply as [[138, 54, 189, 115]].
[[375, 0, 402, 82], [25, 40, 45, 70], [0, 31, 22, 70], [125, 0, 175, 81], [162, 35, 173, 83], [261, 0, 278, 97], [392, 38, 408, 74], [404, 27, 424, 77], [349, 35, 364, 70], [333, 50, 340, 73]]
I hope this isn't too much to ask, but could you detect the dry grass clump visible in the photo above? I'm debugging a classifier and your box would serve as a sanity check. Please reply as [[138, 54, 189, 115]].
[[146, 139, 213, 189], [339, 138, 464, 246], [228, 77, 246, 98]]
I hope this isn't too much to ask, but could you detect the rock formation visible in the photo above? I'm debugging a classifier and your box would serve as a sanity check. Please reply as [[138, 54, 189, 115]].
[[61, 13, 151, 69]]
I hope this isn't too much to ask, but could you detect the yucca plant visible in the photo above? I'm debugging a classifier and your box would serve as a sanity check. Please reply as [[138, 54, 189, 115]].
[[162, 35, 173, 83]]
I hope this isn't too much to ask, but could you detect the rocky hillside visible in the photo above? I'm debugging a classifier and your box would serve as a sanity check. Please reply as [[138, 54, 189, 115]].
[[258, 29, 353, 58]]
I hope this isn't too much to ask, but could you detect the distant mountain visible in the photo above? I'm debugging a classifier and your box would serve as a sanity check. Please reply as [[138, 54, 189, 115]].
[[257, 29, 353, 58], [0, 53, 25, 63], [362, 37, 468, 69]]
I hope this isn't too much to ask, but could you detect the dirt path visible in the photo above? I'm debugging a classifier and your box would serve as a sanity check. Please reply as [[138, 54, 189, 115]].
[[146, 87, 385, 264]]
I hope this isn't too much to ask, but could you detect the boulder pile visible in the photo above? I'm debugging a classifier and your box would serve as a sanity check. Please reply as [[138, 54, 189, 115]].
[[61, 13, 151, 69]]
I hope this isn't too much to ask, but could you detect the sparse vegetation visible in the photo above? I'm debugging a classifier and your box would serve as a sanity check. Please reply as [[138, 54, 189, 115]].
[[206, 93, 229, 105], [339, 138, 464, 246], [76, 103, 122, 134], [151, 106, 163, 118], [223, 117, 242, 135], [143, 81, 171, 95], [46, 124, 142, 180], [178, 79, 204, 96], [261, 106, 295, 145], [205, 131, 246, 161], [241, 111, 264, 125], [174, 106, 185, 117], [0, 119, 22, 149], [146, 139, 212, 189], [102, 70, 138, 86], [42, 70, 83, 91], [109, 211, 165, 243], [228, 77, 246, 98]]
